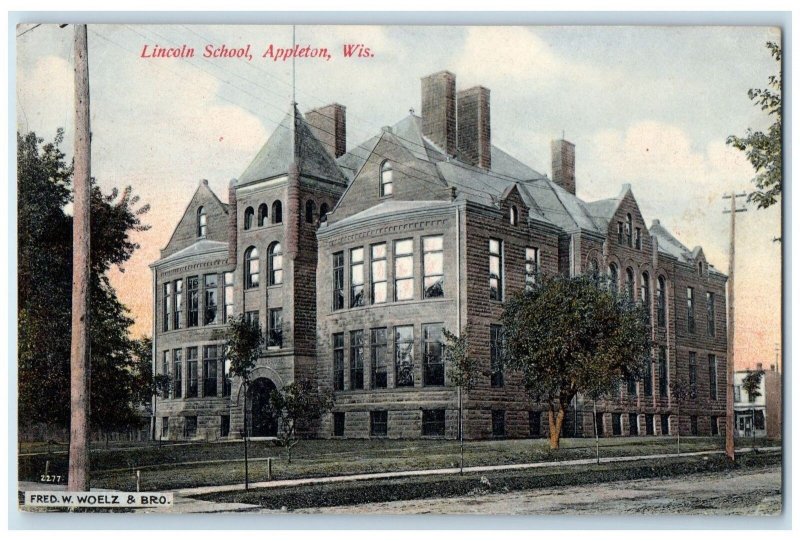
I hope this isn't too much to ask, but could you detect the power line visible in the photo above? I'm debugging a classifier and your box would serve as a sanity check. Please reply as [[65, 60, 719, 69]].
[[16, 24, 41, 38]]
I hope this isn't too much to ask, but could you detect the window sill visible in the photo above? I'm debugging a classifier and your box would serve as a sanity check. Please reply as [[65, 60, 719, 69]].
[[331, 296, 453, 315]]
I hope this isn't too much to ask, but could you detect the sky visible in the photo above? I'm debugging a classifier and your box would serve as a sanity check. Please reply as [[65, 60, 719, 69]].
[[16, 24, 782, 370]]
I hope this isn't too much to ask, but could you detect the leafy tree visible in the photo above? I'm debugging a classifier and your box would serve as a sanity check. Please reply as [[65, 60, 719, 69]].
[[17, 130, 150, 438], [501, 274, 651, 450], [727, 41, 782, 211], [220, 314, 263, 488], [442, 327, 478, 473], [669, 376, 696, 454], [741, 369, 765, 403], [269, 380, 334, 463], [130, 337, 171, 440]]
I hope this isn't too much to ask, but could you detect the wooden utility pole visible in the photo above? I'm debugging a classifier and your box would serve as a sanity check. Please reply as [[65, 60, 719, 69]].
[[722, 192, 747, 462], [68, 23, 92, 492]]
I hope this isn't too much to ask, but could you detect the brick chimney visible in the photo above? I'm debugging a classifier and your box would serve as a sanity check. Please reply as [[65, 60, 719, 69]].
[[305, 103, 346, 159], [457, 86, 491, 169], [551, 139, 576, 195], [421, 71, 457, 156]]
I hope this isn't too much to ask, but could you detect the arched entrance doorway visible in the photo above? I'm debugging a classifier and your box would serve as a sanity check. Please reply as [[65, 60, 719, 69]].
[[249, 377, 278, 437]]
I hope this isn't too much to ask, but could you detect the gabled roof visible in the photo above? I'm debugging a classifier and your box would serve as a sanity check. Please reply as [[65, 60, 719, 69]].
[[238, 104, 347, 186], [153, 239, 228, 267], [649, 219, 695, 263]]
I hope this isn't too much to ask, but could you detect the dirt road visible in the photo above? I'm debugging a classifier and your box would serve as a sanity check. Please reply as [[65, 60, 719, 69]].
[[289, 464, 782, 515]]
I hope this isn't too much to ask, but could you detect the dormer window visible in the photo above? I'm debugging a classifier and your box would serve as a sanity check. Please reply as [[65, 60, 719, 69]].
[[197, 206, 207, 237], [509, 206, 518, 226], [244, 207, 254, 230], [380, 161, 393, 197]]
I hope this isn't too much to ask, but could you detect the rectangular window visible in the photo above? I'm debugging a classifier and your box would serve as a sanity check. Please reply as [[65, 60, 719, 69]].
[[711, 416, 719, 436], [395, 325, 414, 387], [708, 354, 718, 400], [422, 324, 444, 386], [161, 417, 169, 438], [333, 412, 345, 437], [690, 415, 698, 436], [268, 308, 283, 348], [350, 247, 365, 308], [203, 345, 218, 397], [204, 274, 219, 325], [245, 310, 259, 327], [754, 410, 765, 430], [734, 385, 742, 403], [422, 409, 445, 436], [490, 325, 504, 388], [617, 222, 624, 244], [184, 416, 197, 438], [162, 282, 172, 332], [525, 247, 540, 289], [370, 411, 388, 438], [186, 346, 198, 398], [492, 410, 506, 438], [332, 252, 345, 310], [645, 414, 655, 435], [529, 411, 541, 437], [643, 360, 653, 397], [223, 272, 234, 323], [174, 279, 183, 330], [689, 352, 697, 396], [687, 287, 695, 334], [661, 414, 670, 436], [349, 330, 364, 390], [223, 354, 231, 398], [370, 328, 388, 389], [489, 238, 503, 301], [162, 351, 170, 399], [221, 415, 230, 438], [370, 243, 387, 304], [627, 375, 637, 397], [394, 239, 414, 301], [612, 413, 622, 436], [657, 280, 666, 327], [595, 412, 604, 437], [635, 227, 642, 250], [333, 333, 344, 391], [707, 292, 715, 337], [629, 413, 639, 436], [658, 346, 668, 398], [173, 349, 183, 398], [187, 276, 199, 327], [422, 235, 444, 298]]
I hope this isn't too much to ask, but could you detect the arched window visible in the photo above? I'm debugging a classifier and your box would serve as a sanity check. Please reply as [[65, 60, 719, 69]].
[[626, 267, 635, 299], [258, 203, 268, 227], [641, 272, 651, 324], [319, 203, 329, 223], [510, 206, 518, 225], [626, 214, 633, 247], [197, 206, 207, 237], [268, 242, 283, 285], [272, 200, 282, 224], [657, 276, 666, 327], [380, 161, 393, 196], [244, 246, 259, 289], [244, 207, 254, 231], [589, 258, 600, 284], [698, 261, 704, 275], [305, 200, 316, 224], [609, 263, 619, 294]]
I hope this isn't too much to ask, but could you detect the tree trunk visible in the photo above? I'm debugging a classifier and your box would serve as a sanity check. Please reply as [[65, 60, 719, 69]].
[[593, 400, 600, 464], [548, 408, 566, 450], [458, 385, 464, 474]]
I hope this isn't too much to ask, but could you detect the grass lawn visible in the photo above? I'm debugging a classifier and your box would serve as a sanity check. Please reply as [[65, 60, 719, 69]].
[[18, 436, 777, 492]]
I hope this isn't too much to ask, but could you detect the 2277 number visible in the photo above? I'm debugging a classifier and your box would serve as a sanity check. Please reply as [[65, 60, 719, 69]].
[[40, 474, 63, 483]]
